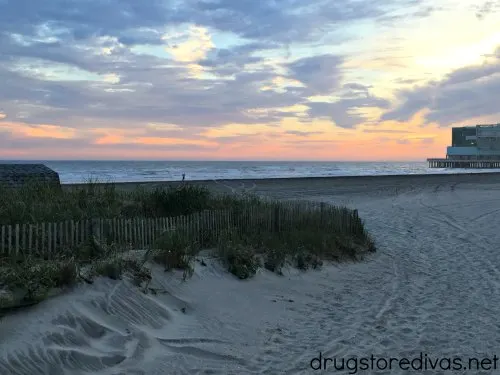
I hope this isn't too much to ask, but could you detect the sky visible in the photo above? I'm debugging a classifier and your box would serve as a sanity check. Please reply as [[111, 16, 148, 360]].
[[0, 0, 499, 161]]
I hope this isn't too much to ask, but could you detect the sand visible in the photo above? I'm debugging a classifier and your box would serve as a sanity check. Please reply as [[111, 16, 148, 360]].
[[3, 174, 500, 374]]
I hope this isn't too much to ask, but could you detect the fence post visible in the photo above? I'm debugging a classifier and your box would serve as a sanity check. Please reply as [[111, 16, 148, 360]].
[[21, 223, 26, 255], [28, 224, 33, 255], [141, 219, 145, 249], [273, 206, 280, 233], [59, 221, 63, 253], [64, 221, 69, 249], [134, 218, 139, 248], [52, 223, 57, 256], [47, 223, 52, 258], [7, 225, 11, 257], [1, 225, 4, 256], [80, 220, 85, 247], [15, 224, 19, 257], [99, 218, 104, 244], [320, 202, 326, 230], [69, 220, 76, 249]]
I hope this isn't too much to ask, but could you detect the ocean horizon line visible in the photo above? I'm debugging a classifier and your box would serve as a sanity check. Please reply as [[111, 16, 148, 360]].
[[0, 159, 426, 163]]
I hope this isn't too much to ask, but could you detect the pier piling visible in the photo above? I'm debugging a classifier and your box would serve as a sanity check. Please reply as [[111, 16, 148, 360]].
[[427, 159, 500, 169]]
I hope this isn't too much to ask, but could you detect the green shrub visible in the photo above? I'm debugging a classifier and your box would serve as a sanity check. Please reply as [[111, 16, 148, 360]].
[[93, 258, 123, 280], [50, 258, 79, 287], [150, 229, 196, 279], [295, 250, 323, 270], [137, 185, 211, 217], [0, 257, 79, 304], [220, 244, 260, 280], [216, 231, 261, 279], [263, 248, 286, 274]]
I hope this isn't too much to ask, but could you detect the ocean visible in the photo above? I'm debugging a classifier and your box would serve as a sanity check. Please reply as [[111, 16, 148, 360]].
[[1, 160, 498, 184]]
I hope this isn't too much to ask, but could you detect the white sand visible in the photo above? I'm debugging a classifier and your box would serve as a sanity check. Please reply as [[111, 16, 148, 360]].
[[2, 177, 500, 374]]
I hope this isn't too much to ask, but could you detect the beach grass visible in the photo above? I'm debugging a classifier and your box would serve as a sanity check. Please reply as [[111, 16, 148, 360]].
[[0, 240, 152, 315], [0, 178, 227, 225], [0, 179, 375, 313], [150, 198, 375, 279]]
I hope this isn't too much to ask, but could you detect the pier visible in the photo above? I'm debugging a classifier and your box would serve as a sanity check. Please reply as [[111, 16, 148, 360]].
[[427, 158, 500, 168], [428, 123, 500, 168]]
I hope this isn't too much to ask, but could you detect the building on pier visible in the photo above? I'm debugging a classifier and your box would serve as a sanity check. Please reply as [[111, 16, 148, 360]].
[[428, 123, 500, 168]]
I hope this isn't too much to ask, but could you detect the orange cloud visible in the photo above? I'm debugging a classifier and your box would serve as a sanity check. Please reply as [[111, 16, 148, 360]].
[[0, 122, 77, 139], [93, 135, 128, 145], [0, 106, 477, 161], [135, 137, 217, 147]]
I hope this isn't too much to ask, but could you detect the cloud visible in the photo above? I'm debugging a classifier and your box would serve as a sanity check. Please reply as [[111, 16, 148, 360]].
[[199, 42, 278, 77], [308, 95, 391, 128], [362, 129, 413, 134], [0, 0, 477, 161], [285, 130, 325, 136], [343, 83, 373, 91], [163, 25, 215, 63], [0, 0, 171, 41], [474, 1, 500, 20], [287, 54, 343, 95], [381, 48, 500, 126], [183, 0, 390, 43]]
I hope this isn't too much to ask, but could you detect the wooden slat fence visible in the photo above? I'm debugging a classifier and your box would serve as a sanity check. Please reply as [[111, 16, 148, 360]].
[[0, 202, 363, 259], [0, 210, 232, 259]]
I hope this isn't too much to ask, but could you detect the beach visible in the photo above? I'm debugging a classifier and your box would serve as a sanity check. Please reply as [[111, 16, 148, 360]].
[[8, 160, 500, 184], [3, 173, 500, 374]]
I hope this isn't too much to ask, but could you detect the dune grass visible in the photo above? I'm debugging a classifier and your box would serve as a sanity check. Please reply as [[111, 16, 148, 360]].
[[0, 178, 223, 225], [0, 179, 375, 314], [151, 197, 375, 279], [0, 239, 152, 315]]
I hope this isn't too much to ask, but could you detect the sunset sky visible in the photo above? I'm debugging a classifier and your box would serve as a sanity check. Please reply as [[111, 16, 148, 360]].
[[0, 0, 499, 161]]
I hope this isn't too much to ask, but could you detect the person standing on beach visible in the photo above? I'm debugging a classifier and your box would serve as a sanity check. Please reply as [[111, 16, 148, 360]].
[[182, 173, 185, 181]]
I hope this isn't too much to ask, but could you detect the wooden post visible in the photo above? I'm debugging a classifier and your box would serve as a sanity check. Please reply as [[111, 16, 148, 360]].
[[209, 210, 213, 233], [273, 206, 280, 233], [132, 218, 136, 247], [69, 220, 74, 248], [59, 221, 63, 253], [127, 219, 131, 246], [65, 221, 69, 249], [53, 222, 57, 256], [195, 212, 200, 246], [1, 225, 4, 256], [21, 223, 26, 254], [7, 225, 12, 257], [118, 218, 122, 244], [98, 218, 103, 243], [38, 223, 43, 254], [14, 224, 19, 257], [28, 224, 33, 255], [80, 220, 84, 247], [74, 221, 79, 247], [146, 218, 151, 247], [320, 202, 326, 224], [150, 218, 154, 246], [120, 218, 124, 246], [47, 223, 52, 258], [141, 219, 145, 249]]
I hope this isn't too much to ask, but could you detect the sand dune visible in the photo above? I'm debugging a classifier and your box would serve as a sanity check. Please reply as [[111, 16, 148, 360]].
[[3, 175, 500, 374]]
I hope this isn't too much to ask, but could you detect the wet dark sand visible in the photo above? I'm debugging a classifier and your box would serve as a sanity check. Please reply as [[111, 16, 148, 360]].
[[62, 172, 500, 199]]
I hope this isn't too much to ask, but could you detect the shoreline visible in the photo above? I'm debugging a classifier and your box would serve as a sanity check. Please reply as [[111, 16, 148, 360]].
[[61, 171, 500, 194]]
